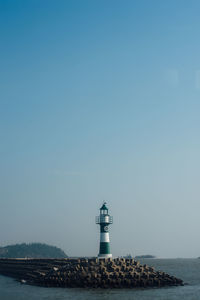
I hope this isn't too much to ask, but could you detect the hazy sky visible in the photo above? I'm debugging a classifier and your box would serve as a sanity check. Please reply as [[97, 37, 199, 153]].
[[0, 0, 200, 258]]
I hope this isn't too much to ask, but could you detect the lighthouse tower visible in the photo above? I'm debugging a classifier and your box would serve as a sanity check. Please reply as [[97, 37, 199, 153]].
[[96, 202, 113, 258]]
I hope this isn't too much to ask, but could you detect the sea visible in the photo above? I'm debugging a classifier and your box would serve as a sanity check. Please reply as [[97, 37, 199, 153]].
[[0, 258, 200, 300]]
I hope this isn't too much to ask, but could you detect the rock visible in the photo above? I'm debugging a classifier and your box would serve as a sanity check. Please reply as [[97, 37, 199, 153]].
[[0, 258, 184, 289]]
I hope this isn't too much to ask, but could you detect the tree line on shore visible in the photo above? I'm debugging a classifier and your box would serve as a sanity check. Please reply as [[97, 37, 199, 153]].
[[0, 243, 68, 258]]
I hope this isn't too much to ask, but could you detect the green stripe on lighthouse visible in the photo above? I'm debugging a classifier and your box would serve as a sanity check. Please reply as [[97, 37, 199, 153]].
[[100, 224, 109, 232], [99, 242, 110, 254]]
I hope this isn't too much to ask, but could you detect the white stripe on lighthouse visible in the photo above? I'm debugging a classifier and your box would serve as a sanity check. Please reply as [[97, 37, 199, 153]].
[[100, 232, 110, 243]]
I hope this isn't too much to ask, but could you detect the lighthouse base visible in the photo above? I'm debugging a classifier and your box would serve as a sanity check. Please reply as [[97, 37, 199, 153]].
[[98, 253, 112, 259]]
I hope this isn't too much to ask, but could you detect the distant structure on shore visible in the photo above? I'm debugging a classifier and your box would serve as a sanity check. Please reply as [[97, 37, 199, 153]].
[[96, 202, 113, 258]]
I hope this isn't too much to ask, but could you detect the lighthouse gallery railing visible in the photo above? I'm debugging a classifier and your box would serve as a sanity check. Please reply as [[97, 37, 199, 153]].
[[95, 216, 113, 224]]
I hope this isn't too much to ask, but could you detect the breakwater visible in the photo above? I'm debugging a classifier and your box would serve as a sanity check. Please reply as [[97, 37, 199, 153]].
[[0, 258, 184, 288]]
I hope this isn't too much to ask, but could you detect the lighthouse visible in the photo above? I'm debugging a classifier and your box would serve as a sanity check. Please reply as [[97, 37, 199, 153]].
[[95, 202, 113, 258]]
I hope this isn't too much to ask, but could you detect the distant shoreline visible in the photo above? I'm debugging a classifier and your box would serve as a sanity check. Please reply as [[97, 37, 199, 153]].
[[135, 255, 156, 259]]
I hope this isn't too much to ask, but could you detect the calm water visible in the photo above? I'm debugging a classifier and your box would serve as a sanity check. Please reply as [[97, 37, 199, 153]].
[[0, 259, 200, 300]]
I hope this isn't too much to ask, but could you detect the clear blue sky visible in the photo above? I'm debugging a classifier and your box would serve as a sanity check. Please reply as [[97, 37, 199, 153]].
[[0, 0, 200, 258]]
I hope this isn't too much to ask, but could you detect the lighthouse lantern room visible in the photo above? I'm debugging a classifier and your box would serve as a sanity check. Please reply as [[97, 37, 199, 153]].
[[95, 202, 113, 258]]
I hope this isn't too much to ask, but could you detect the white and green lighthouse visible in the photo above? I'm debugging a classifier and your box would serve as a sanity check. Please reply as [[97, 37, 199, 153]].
[[96, 202, 113, 258]]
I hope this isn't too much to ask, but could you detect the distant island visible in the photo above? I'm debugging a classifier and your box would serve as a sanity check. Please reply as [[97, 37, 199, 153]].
[[135, 255, 156, 259], [122, 254, 156, 259], [0, 243, 68, 258]]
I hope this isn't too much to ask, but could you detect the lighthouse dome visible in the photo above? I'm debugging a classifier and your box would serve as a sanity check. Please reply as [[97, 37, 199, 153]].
[[100, 203, 108, 211], [100, 202, 108, 215]]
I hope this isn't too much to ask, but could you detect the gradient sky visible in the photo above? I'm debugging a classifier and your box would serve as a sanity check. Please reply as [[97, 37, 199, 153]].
[[0, 0, 200, 258]]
